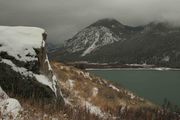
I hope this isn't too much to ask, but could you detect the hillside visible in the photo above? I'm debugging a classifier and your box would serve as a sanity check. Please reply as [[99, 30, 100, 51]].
[[50, 19, 180, 68], [51, 62, 156, 118], [0, 26, 179, 120], [51, 62, 180, 120]]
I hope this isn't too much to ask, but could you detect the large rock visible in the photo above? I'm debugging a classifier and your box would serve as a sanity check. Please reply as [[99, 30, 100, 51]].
[[0, 86, 22, 120], [0, 26, 64, 104]]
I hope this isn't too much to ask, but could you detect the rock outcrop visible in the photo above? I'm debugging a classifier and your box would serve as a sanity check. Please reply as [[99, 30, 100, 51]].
[[0, 26, 64, 104]]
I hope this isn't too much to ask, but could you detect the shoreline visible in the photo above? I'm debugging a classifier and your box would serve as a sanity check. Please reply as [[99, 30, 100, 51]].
[[86, 67, 180, 71], [65, 62, 180, 71]]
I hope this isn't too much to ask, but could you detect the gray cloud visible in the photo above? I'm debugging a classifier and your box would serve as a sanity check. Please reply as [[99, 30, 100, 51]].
[[0, 0, 180, 45]]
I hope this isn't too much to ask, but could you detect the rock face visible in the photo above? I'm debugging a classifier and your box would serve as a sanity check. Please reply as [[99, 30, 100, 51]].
[[51, 18, 180, 68], [0, 26, 64, 104]]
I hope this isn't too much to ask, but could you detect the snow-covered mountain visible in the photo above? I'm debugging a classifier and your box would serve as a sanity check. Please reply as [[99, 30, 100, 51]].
[[65, 26, 120, 56], [51, 19, 180, 68], [0, 26, 64, 104], [64, 18, 141, 57]]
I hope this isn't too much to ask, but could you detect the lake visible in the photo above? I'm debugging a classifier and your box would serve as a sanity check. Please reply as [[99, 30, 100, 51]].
[[88, 69, 180, 106]]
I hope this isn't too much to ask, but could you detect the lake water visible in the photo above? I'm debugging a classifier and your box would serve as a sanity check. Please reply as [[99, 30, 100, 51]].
[[88, 69, 180, 106]]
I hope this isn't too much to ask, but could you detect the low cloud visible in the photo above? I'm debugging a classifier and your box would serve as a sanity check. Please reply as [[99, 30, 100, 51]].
[[0, 0, 180, 44]]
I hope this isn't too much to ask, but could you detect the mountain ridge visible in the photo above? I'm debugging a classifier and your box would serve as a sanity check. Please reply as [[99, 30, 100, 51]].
[[50, 18, 180, 68]]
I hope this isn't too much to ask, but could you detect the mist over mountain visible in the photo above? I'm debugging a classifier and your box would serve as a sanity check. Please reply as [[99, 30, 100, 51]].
[[1, 0, 180, 44]]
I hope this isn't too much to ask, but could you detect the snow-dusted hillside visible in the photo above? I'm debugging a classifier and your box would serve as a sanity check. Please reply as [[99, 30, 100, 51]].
[[0, 26, 64, 103], [51, 62, 157, 119]]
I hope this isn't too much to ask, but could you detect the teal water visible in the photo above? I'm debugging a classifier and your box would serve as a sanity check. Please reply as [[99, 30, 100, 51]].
[[88, 70, 180, 106]]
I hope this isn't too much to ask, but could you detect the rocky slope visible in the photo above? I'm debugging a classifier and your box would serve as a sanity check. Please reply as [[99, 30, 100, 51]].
[[0, 26, 64, 104], [51, 19, 180, 68]]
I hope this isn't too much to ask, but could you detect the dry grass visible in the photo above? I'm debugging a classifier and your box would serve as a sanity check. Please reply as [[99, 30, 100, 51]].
[[2, 96, 179, 120], [51, 61, 157, 117], [5, 95, 103, 120]]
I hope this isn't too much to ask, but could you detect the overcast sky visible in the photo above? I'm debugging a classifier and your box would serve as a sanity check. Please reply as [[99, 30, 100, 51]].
[[0, 0, 180, 45]]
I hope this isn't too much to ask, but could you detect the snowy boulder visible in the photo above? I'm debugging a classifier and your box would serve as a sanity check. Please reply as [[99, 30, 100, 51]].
[[0, 26, 64, 104], [0, 87, 22, 120], [0, 98, 21, 120]]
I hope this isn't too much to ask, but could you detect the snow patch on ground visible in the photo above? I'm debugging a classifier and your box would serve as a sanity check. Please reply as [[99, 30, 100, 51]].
[[83, 72, 91, 79], [83, 101, 104, 118], [109, 84, 120, 92], [127, 92, 136, 99], [60, 78, 106, 118], [92, 87, 98, 97], [66, 79, 75, 90], [63, 98, 72, 105], [77, 71, 92, 80]]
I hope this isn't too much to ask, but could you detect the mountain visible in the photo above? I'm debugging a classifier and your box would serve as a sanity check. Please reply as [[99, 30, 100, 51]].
[[59, 18, 142, 57], [51, 19, 180, 68]]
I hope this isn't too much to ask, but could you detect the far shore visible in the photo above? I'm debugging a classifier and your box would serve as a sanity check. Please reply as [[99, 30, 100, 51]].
[[64, 62, 180, 71], [86, 67, 180, 71]]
